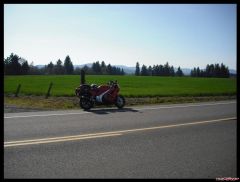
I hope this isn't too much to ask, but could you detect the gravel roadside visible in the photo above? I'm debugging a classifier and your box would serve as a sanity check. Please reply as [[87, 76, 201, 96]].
[[4, 105, 53, 113]]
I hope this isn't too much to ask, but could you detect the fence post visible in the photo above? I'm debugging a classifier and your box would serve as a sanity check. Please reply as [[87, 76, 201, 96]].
[[45, 82, 53, 99], [81, 70, 85, 84], [15, 84, 21, 97]]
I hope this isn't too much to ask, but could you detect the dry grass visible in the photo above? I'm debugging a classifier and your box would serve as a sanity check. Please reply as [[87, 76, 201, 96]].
[[4, 95, 236, 111]]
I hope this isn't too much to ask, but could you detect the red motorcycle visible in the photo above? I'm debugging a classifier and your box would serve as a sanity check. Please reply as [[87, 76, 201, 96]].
[[75, 80, 125, 110]]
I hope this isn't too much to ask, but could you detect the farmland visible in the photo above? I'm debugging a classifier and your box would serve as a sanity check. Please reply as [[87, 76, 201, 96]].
[[4, 75, 236, 97]]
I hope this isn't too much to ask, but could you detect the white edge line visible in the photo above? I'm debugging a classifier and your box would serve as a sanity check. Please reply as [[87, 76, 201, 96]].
[[4, 111, 89, 119], [4, 101, 236, 119], [136, 101, 236, 111]]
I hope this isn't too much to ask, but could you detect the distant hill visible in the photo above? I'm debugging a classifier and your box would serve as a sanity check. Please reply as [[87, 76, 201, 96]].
[[74, 63, 93, 69], [229, 69, 236, 75], [114, 65, 136, 74], [35, 65, 45, 68]]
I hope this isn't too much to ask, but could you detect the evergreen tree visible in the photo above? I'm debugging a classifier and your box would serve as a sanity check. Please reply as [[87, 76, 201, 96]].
[[196, 67, 200, 77], [209, 64, 215, 77], [220, 63, 229, 78], [10, 55, 21, 75], [64, 55, 74, 74], [54, 59, 64, 74], [106, 64, 112, 75], [152, 65, 157, 76], [159, 65, 164, 76], [176, 67, 183, 77], [101, 61, 107, 74], [121, 68, 125, 75], [4, 53, 21, 75], [92, 61, 101, 74], [200, 70, 205, 77], [47, 62, 54, 74], [205, 64, 210, 77], [163, 62, 170, 76], [191, 67, 197, 77], [169, 66, 175, 76], [141, 64, 148, 76], [112, 66, 117, 75], [135, 62, 140, 76], [148, 66, 152, 76], [21, 61, 30, 75], [215, 63, 221, 77]]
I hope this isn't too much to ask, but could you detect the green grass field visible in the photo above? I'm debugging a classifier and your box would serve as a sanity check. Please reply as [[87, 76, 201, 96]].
[[4, 75, 236, 97]]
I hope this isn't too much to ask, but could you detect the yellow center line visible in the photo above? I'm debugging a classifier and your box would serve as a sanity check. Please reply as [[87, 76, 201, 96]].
[[4, 117, 236, 148], [4, 133, 122, 147]]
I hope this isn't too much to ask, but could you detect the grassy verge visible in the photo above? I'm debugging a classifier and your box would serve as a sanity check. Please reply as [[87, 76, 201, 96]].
[[4, 95, 236, 111]]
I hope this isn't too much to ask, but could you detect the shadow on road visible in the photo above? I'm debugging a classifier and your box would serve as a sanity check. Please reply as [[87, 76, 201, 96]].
[[87, 107, 140, 115]]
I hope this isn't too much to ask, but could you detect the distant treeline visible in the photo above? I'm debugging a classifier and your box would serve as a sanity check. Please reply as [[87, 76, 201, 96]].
[[135, 62, 184, 77], [4, 53, 124, 75], [79, 61, 125, 75], [190, 64, 230, 78], [4, 53, 231, 78], [135, 62, 231, 78]]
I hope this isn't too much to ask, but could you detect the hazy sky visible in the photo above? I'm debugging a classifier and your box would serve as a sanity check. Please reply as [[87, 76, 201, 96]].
[[4, 4, 236, 69]]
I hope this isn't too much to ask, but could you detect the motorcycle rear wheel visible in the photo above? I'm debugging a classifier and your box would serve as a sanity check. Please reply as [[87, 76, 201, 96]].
[[115, 95, 125, 109], [80, 97, 93, 110]]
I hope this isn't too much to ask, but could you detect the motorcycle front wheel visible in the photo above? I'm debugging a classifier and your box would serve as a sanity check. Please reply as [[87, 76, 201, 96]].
[[115, 95, 125, 109], [80, 97, 93, 110]]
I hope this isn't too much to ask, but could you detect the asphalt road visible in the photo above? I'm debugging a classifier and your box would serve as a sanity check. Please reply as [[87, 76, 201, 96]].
[[4, 101, 237, 179]]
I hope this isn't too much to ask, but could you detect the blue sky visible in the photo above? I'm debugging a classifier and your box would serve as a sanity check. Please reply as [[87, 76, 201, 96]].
[[4, 4, 236, 69]]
